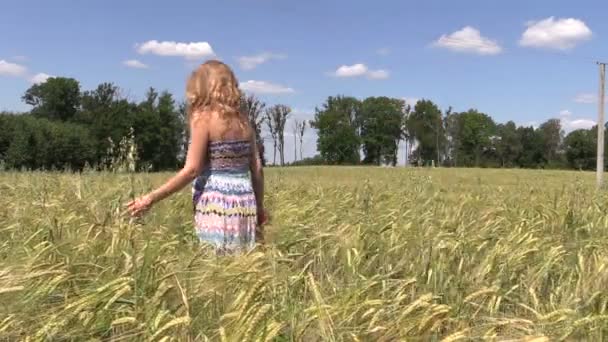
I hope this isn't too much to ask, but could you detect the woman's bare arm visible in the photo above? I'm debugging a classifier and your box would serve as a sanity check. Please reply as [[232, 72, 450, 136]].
[[126, 118, 208, 217], [250, 135, 264, 213]]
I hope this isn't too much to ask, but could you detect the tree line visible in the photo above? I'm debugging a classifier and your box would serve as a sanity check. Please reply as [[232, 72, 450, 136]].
[[0, 77, 299, 171], [0, 76, 604, 171], [312, 95, 606, 170]]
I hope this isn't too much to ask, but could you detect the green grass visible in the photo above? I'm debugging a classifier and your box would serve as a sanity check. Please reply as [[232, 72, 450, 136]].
[[1, 167, 608, 341]]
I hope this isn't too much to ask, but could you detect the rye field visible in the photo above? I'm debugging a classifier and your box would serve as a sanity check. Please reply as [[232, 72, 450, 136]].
[[1, 167, 608, 341]]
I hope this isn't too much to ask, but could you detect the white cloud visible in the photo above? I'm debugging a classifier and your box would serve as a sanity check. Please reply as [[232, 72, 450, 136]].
[[434, 26, 502, 55], [237, 52, 286, 70], [332, 63, 390, 80], [563, 118, 595, 131], [30, 73, 53, 84], [574, 93, 599, 104], [0, 60, 28, 77], [558, 109, 595, 131], [240, 80, 295, 94], [0, 60, 52, 84], [376, 48, 390, 56], [334, 63, 368, 77], [520, 17, 592, 50], [367, 69, 389, 80], [136, 40, 215, 59], [123, 59, 149, 69], [291, 108, 315, 118]]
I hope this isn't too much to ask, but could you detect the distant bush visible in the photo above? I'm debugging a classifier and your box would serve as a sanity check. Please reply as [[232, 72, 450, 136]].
[[288, 155, 326, 166], [0, 113, 96, 171]]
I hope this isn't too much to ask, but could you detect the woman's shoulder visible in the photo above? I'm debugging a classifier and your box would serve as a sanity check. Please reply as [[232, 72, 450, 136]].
[[190, 109, 214, 125]]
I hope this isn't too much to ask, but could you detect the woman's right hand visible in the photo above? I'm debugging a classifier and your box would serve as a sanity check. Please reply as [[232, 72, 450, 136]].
[[257, 208, 269, 226]]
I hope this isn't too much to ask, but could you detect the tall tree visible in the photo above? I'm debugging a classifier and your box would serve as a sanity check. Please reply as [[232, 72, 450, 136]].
[[134, 88, 162, 170], [240, 94, 266, 165], [240, 94, 266, 145], [78, 82, 137, 164], [292, 119, 301, 162], [156, 91, 182, 170], [359, 97, 404, 166], [495, 121, 522, 167], [266, 104, 291, 166], [454, 109, 496, 167], [402, 104, 413, 166], [0, 113, 18, 163], [538, 118, 564, 165], [407, 99, 444, 165], [311, 96, 361, 164], [443, 107, 460, 166], [564, 128, 596, 170], [78, 82, 119, 125], [299, 120, 307, 161], [177, 101, 188, 165], [517, 126, 545, 168], [265, 110, 278, 165], [22, 77, 81, 122]]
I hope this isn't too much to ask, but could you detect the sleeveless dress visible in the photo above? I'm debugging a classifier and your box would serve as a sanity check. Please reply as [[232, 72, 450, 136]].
[[192, 140, 258, 253]]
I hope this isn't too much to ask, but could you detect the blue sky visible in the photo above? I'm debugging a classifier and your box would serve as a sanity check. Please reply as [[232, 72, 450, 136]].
[[1, 0, 607, 163]]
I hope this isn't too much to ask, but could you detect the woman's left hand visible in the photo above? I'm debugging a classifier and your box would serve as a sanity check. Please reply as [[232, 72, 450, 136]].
[[126, 194, 154, 217]]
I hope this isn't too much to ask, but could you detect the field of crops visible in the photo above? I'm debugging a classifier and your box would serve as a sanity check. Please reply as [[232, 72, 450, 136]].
[[1, 167, 608, 341]]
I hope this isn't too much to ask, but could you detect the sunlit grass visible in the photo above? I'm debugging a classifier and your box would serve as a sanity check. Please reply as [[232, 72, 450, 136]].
[[1, 167, 608, 340]]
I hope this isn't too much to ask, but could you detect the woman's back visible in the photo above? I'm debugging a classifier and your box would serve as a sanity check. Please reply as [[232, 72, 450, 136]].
[[204, 112, 253, 173], [193, 111, 258, 254], [126, 60, 265, 254]]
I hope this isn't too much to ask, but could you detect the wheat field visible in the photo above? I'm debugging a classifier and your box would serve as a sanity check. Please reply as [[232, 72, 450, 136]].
[[1, 167, 608, 341]]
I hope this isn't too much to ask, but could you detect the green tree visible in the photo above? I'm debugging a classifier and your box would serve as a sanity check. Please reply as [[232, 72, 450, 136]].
[[177, 101, 189, 165], [22, 77, 81, 121], [311, 96, 361, 164], [407, 99, 444, 165], [401, 104, 414, 166], [77, 82, 119, 124], [0, 113, 18, 163], [299, 120, 307, 161], [495, 121, 522, 167], [564, 129, 596, 170], [156, 91, 182, 170], [134, 88, 162, 170], [78, 83, 138, 165], [538, 118, 564, 166], [359, 97, 404, 166], [443, 107, 458, 166], [455, 109, 496, 167], [517, 126, 545, 168]]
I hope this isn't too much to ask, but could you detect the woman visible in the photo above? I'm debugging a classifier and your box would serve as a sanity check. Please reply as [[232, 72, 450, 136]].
[[127, 60, 266, 253]]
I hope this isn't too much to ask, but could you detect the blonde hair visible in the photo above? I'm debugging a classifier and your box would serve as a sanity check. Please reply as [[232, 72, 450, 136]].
[[186, 60, 242, 123]]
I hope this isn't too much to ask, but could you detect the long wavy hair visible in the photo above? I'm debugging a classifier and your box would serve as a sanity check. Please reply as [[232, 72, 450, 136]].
[[185, 60, 242, 125]]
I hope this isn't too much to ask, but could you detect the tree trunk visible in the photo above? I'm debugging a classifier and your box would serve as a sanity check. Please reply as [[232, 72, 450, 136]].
[[404, 140, 408, 166], [294, 134, 297, 163], [300, 138, 304, 161], [273, 142, 277, 165], [436, 131, 440, 167], [278, 137, 285, 166]]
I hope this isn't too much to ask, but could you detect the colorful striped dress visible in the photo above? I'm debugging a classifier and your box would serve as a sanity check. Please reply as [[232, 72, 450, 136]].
[[192, 140, 257, 253]]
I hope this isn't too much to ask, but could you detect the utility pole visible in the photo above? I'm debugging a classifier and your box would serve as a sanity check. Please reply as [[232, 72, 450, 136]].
[[597, 62, 606, 189], [292, 120, 299, 164], [436, 124, 440, 167]]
